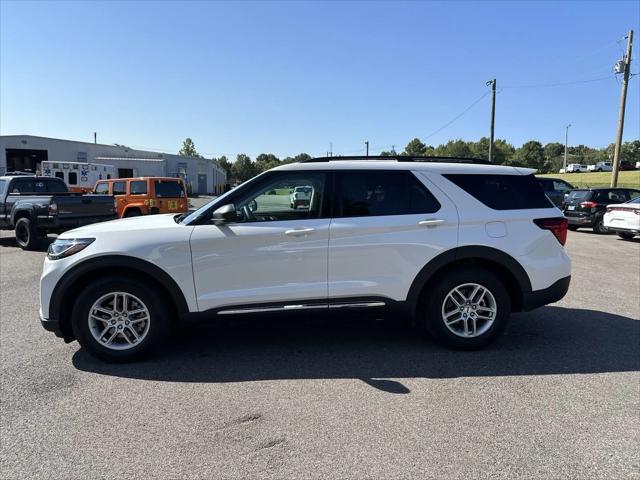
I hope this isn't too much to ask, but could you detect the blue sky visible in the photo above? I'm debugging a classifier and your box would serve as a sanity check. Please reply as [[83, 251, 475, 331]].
[[1, 1, 639, 159]]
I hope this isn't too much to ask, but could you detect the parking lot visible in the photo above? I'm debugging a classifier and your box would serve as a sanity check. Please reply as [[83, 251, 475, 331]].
[[0, 227, 638, 479]]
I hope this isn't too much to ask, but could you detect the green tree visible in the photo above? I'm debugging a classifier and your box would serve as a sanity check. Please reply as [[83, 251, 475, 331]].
[[513, 140, 547, 171], [231, 154, 257, 182], [216, 155, 232, 177], [256, 153, 281, 172], [293, 153, 312, 163], [435, 139, 474, 158], [621, 140, 640, 163], [178, 138, 198, 157], [403, 138, 428, 156], [472, 137, 515, 164]]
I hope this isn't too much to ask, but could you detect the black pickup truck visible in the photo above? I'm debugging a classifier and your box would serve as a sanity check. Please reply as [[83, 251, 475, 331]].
[[0, 175, 116, 250]]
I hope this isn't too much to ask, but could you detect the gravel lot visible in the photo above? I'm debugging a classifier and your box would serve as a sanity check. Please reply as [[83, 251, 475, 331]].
[[1, 226, 638, 479]]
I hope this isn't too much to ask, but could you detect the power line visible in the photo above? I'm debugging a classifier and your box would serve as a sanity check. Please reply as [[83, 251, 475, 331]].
[[502, 74, 616, 89], [422, 90, 491, 141]]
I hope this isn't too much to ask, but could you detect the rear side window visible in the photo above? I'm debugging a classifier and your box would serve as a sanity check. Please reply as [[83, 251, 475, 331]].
[[112, 182, 126, 195], [68, 172, 77, 185], [94, 182, 110, 194], [11, 179, 35, 193], [336, 171, 440, 217], [444, 174, 553, 210], [154, 180, 184, 198], [130, 181, 148, 195], [55, 172, 64, 180], [46, 180, 67, 193]]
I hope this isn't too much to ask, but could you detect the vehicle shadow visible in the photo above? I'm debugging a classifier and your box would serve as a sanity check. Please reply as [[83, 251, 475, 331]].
[[72, 306, 640, 393], [0, 235, 55, 250]]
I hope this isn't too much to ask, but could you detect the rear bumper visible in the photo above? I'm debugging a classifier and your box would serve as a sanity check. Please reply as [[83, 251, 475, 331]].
[[605, 226, 640, 234], [565, 215, 593, 226], [522, 276, 571, 311]]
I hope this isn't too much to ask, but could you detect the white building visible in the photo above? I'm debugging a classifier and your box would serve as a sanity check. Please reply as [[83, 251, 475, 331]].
[[0, 135, 227, 195]]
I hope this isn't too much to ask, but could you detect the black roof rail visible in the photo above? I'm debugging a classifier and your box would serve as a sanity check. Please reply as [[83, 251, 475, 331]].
[[301, 155, 491, 165]]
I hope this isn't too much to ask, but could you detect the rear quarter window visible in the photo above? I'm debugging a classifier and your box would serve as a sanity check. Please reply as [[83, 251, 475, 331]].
[[154, 180, 184, 198], [444, 174, 553, 210]]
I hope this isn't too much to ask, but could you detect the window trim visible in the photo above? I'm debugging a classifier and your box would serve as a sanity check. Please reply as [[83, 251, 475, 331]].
[[112, 181, 127, 196], [332, 170, 441, 219], [192, 170, 333, 225]]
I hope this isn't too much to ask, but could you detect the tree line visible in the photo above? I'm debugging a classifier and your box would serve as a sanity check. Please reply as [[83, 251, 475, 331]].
[[179, 137, 640, 183]]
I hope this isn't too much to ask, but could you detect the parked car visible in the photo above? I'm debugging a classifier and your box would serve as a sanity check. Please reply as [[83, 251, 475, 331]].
[[40, 156, 571, 362], [565, 164, 589, 173], [0, 175, 116, 250], [537, 177, 575, 207], [620, 161, 636, 171], [587, 162, 612, 172], [289, 185, 313, 209], [558, 168, 565, 174], [93, 177, 188, 218], [636, 161, 640, 170], [563, 187, 640, 233], [603, 197, 640, 239]]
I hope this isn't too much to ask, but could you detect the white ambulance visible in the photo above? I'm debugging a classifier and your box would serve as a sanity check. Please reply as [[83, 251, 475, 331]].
[[41, 161, 116, 192]]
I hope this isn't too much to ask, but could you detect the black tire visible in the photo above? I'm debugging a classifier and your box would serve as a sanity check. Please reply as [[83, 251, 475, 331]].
[[124, 209, 142, 218], [617, 232, 636, 240], [422, 266, 511, 350], [71, 276, 171, 362], [568, 225, 579, 231], [592, 215, 608, 234], [14, 217, 40, 250]]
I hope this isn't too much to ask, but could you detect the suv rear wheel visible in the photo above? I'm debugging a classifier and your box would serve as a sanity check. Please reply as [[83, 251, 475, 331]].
[[592, 215, 607, 234], [71, 276, 170, 362], [422, 267, 510, 350]]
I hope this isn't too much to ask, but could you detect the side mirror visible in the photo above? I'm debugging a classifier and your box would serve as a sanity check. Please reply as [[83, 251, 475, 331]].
[[212, 204, 237, 224]]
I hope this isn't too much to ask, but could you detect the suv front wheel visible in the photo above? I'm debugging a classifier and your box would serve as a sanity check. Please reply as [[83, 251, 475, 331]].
[[422, 267, 510, 350], [71, 276, 170, 362]]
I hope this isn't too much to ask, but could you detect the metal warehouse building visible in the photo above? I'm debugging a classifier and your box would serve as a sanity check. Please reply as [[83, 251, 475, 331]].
[[0, 135, 227, 195]]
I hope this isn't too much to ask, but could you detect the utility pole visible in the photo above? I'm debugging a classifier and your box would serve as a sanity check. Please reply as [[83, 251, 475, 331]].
[[365, 141, 369, 157], [94, 132, 97, 144], [611, 29, 633, 187], [329, 142, 333, 157], [564, 124, 571, 172], [486, 79, 496, 162]]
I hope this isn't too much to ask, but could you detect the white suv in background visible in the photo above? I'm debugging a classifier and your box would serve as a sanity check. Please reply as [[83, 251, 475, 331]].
[[566, 163, 588, 173], [40, 157, 572, 362]]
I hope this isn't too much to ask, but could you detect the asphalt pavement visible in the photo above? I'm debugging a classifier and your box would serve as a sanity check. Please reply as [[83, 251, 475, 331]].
[[0, 227, 638, 479]]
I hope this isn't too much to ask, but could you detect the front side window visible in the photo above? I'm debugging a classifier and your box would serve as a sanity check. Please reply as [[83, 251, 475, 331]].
[[55, 172, 64, 180], [336, 171, 440, 217], [112, 182, 126, 195], [11, 180, 35, 193], [233, 172, 326, 223], [94, 182, 110, 194], [553, 180, 573, 193], [130, 181, 148, 195]]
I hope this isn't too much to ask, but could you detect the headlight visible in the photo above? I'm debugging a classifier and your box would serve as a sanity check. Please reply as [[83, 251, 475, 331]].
[[47, 238, 95, 260]]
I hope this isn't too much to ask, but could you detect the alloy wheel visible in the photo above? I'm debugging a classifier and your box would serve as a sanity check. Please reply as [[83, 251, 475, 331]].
[[441, 283, 497, 338], [87, 292, 151, 350]]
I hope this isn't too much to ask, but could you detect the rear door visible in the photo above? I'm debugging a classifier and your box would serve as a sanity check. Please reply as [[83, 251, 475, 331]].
[[153, 179, 188, 213], [328, 170, 458, 302]]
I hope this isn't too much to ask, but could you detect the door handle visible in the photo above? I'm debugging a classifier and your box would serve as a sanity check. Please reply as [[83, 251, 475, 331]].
[[285, 227, 316, 236], [418, 219, 444, 227]]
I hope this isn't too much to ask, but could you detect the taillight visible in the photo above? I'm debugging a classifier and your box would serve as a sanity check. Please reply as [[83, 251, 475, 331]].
[[534, 217, 568, 246], [580, 201, 598, 209], [48, 202, 58, 216]]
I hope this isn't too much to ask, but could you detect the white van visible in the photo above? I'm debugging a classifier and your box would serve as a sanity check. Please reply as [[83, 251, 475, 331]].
[[41, 161, 116, 192]]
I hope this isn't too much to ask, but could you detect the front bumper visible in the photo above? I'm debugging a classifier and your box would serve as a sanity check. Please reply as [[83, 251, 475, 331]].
[[522, 276, 571, 311], [39, 314, 65, 339]]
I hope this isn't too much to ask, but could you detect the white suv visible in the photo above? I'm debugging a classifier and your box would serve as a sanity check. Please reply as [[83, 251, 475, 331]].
[[40, 157, 571, 362]]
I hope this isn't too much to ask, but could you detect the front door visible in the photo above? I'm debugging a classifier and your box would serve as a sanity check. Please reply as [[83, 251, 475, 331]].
[[190, 171, 330, 312], [328, 170, 459, 302]]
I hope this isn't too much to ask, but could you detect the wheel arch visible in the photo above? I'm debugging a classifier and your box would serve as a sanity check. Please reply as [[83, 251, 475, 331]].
[[49, 255, 189, 340], [407, 246, 532, 314], [122, 205, 145, 217]]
